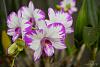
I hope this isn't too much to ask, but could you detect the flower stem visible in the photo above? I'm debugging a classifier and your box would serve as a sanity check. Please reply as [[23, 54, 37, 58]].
[[88, 47, 98, 67], [11, 52, 20, 67], [74, 44, 86, 67]]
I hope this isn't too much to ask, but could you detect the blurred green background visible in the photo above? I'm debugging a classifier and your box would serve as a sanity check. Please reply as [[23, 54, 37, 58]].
[[0, 0, 100, 67]]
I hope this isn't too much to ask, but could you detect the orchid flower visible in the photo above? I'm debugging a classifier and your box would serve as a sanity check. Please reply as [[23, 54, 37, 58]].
[[7, 9, 30, 41], [46, 8, 73, 34], [21, 1, 45, 29], [58, 0, 77, 14], [24, 23, 66, 61]]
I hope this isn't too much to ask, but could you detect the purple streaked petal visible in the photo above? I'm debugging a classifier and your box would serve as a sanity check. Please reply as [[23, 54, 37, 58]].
[[47, 23, 66, 39], [48, 8, 55, 20], [24, 25, 32, 34], [7, 12, 19, 28], [65, 15, 73, 28], [66, 27, 74, 34], [67, 14, 72, 21], [23, 35, 32, 45], [7, 29, 15, 36], [52, 40, 66, 49], [34, 9, 45, 21], [44, 45, 54, 56], [34, 47, 42, 61], [68, 7, 77, 14], [12, 33, 19, 42]]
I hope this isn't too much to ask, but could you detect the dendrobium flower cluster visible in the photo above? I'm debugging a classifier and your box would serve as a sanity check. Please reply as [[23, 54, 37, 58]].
[[57, 0, 77, 14], [7, 1, 76, 61]]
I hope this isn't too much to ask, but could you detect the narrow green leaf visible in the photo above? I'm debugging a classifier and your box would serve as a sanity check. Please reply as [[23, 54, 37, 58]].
[[75, 0, 88, 42], [87, 0, 98, 27]]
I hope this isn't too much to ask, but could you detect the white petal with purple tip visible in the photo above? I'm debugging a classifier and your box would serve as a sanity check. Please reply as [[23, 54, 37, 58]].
[[46, 23, 66, 39], [34, 47, 42, 61], [44, 45, 54, 56], [12, 33, 20, 41], [52, 41, 66, 49], [48, 8, 55, 21], [7, 29, 15, 36], [7, 12, 19, 28], [66, 28, 74, 33], [33, 9, 45, 21]]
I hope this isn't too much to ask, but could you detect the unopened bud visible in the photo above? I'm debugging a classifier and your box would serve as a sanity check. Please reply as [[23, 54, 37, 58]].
[[16, 38, 25, 51], [8, 43, 18, 56]]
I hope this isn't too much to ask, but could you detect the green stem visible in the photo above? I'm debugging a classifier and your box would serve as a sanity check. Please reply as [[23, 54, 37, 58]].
[[11, 52, 20, 67], [11, 57, 15, 67], [88, 47, 98, 67], [74, 44, 86, 67]]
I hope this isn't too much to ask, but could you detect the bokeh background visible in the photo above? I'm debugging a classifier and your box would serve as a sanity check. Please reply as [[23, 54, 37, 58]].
[[0, 0, 100, 67]]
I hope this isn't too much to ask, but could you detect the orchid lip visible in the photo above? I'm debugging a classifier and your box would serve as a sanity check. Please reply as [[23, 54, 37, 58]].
[[29, 18, 34, 23], [41, 37, 52, 47], [15, 27, 21, 34]]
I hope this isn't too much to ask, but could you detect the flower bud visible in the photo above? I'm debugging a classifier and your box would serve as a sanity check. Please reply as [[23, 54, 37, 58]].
[[16, 38, 25, 51], [8, 43, 18, 56]]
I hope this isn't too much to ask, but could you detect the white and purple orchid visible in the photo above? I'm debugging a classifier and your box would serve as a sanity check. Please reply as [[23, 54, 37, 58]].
[[24, 23, 66, 61], [7, 0, 76, 61], [7, 9, 30, 41], [7, 11, 22, 41], [59, 0, 77, 14], [21, 1, 45, 29], [46, 8, 74, 34]]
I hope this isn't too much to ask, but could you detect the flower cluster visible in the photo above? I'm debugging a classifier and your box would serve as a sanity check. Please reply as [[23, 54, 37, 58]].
[[7, 1, 76, 61], [57, 0, 77, 14]]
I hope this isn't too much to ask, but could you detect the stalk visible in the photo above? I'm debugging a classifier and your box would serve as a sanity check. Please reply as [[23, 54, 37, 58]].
[[74, 44, 86, 67]]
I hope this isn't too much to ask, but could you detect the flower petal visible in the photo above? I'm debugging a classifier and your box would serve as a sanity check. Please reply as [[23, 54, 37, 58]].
[[7, 29, 15, 36], [7, 12, 19, 28], [34, 47, 42, 61], [66, 27, 74, 34], [28, 1, 34, 12], [33, 9, 45, 21], [65, 15, 73, 28], [36, 20, 47, 29], [48, 8, 55, 21], [17, 8, 22, 18], [23, 35, 32, 45], [44, 45, 54, 56], [21, 19, 32, 37], [47, 23, 66, 39], [12, 33, 19, 42], [29, 39, 41, 50], [52, 40, 66, 49], [21, 6, 32, 19]]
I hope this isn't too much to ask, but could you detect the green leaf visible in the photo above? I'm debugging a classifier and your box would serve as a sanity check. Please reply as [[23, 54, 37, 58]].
[[2, 30, 11, 53], [75, 0, 88, 42], [83, 27, 100, 47], [87, 0, 98, 27]]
